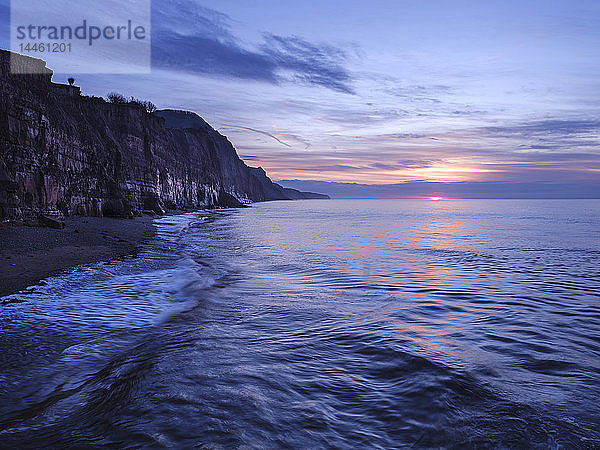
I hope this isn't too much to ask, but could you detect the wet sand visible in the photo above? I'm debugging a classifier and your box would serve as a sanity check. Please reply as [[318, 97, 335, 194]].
[[0, 216, 155, 298]]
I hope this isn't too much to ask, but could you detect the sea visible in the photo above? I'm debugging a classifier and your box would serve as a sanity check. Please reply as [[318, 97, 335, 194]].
[[1, 199, 599, 448]]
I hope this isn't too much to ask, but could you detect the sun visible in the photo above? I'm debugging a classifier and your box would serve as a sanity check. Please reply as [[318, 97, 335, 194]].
[[429, 196, 442, 201]]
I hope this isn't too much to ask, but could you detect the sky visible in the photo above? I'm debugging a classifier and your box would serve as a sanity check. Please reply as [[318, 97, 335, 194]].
[[1, 0, 599, 195]]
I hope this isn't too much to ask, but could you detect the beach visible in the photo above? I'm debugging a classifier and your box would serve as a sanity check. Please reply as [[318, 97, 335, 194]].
[[0, 216, 155, 298]]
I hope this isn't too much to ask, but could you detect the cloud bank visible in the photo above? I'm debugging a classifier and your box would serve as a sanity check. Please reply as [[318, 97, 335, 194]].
[[152, 1, 354, 93]]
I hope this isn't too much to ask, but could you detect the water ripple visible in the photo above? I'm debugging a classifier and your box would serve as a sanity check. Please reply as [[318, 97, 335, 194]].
[[1, 199, 599, 447]]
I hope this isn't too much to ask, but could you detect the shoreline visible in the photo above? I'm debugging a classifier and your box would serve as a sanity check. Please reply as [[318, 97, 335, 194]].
[[0, 216, 155, 299]]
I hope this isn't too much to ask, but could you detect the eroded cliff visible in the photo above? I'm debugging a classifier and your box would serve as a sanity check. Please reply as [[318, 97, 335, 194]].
[[0, 50, 327, 224]]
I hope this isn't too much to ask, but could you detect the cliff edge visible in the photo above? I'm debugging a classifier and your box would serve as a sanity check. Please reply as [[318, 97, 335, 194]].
[[0, 50, 328, 224]]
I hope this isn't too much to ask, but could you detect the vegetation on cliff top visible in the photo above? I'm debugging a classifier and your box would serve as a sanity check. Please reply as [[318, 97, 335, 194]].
[[107, 92, 156, 113]]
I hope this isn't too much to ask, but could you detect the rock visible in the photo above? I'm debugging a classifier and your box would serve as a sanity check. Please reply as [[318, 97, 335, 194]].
[[142, 195, 166, 216], [0, 180, 18, 193], [217, 190, 245, 208], [101, 199, 132, 218], [38, 214, 65, 229]]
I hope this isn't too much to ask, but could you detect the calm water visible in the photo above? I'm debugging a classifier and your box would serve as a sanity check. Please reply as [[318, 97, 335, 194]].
[[1, 199, 599, 448]]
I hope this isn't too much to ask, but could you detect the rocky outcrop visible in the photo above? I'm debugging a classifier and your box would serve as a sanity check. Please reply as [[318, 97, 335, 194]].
[[0, 50, 328, 224], [247, 167, 328, 200]]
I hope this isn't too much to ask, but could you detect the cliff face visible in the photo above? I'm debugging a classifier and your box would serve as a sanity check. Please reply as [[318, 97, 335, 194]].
[[0, 50, 327, 224]]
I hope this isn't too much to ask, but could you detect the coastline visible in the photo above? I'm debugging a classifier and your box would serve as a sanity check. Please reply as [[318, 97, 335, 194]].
[[0, 216, 155, 299]]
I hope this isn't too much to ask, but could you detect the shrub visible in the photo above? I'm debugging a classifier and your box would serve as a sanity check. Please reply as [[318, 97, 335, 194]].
[[107, 92, 127, 104], [108, 93, 157, 113], [128, 97, 157, 113], [143, 100, 157, 113], [127, 97, 146, 109]]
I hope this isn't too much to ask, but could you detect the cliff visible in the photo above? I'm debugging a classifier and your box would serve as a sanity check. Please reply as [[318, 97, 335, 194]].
[[155, 110, 328, 201], [0, 50, 328, 224]]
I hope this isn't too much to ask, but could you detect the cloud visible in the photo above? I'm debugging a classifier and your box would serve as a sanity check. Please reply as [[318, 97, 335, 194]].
[[260, 34, 354, 94], [219, 124, 292, 147], [512, 152, 600, 163], [240, 114, 599, 185], [382, 83, 453, 101], [317, 107, 407, 125], [153, 35, 278, 81], [481, 119, 600, 138], [151, 1, 354, 93], [370, 159, 441, 170], [292, 164, 362, 172]]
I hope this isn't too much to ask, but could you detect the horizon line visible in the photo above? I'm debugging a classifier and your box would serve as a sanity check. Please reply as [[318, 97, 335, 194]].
[[308, 197, 600, 200]]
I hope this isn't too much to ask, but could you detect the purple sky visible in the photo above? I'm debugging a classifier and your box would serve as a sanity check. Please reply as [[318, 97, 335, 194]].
[[2, 0, 599, 193]]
